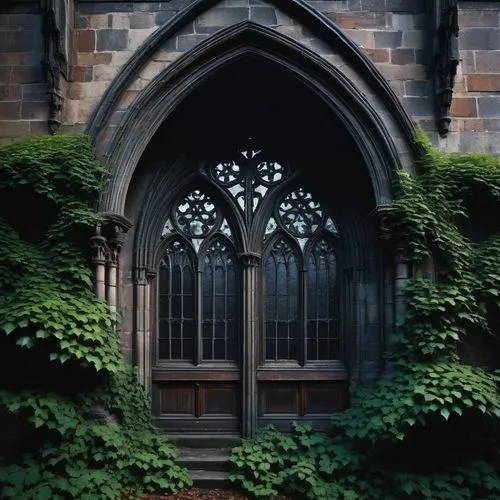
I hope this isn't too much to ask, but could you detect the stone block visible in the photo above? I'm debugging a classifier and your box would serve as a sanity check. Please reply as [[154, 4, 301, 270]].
[[401, 96, 432, 116], [484, 119, 500, 131], [0, 120, 30, 138], [364, 48, 390, 63], [485, 132, 500, 154], [0, 54, 25, 65], [343, 29, 374, 49], [177, 34, 210, 52], [467, 74, 500, 92], [0, 31, 42, 53], [391, 48, 415, 65], [460, 131, 486, 152], [460, 50, 476, 74], [403, 30, 426, 49], [390, 13, 414, 30], [404, 79, 430, 97], [460, 118, 485, 132], [361, 0, 387, 11], [198, 8, 249, 27], [450, 97, 477, 117], [130, 12, 156, 29], [250, 7, 277, 25], [374, 30, 403, 48], [71, 66, 93, 83], [96, 29, 128, 51], [460, 2, 500, 10], [78, 3, 134, 15], [385, 0, 424, 13], [376, 62, 426, 80], [459, 10, 500, 28], [89, 14, 113, 29], [0, 84, 21, 101], [0, 101, 20, 120], [460, 28, 499, 51], [75, 15, 90, 29], [76, 52, 113, 66], [476, 51, 500, 73], [10, 66, 43, 84], [93, 65, 120, 82], [22, 84, 47, 102], [477, 96, 500, 117], [329, 11, 387, 29], [76, 29, 95, 53], [21, 101, 47, 120]]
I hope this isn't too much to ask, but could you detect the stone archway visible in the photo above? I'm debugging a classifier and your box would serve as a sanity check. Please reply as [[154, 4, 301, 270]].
[[86, 3, 418, 440]]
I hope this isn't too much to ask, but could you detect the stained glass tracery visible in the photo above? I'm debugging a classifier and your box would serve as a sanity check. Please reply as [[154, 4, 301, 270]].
[[158, 146, 341, 367]]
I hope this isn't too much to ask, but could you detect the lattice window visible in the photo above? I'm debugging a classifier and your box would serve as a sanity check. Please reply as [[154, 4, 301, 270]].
[[158, 145, 340, 366], [158, 239, 195, 361], [306, 238, 339, 361], [264, 238, 300, 361], [202, 239, 238, 361]]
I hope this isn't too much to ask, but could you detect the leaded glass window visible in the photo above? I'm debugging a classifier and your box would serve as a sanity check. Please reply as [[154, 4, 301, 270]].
[[158, 239, 195, 361], [306, 239, 339, 361], [265, 238, 300, 361], [202, 239, 238, 361], [157, 145, 341, 366]]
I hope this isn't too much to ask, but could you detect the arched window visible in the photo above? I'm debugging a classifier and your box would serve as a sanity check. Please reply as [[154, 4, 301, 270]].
[[155, 146, 345, 434]]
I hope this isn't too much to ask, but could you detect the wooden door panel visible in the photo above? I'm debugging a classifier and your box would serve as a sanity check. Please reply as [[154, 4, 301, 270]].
[[258, 379, 347, 431], [153, 378, 241, 434], [202, 383, 240, 416], [260, 383, 299, 415], [159, 383, 195, 416]]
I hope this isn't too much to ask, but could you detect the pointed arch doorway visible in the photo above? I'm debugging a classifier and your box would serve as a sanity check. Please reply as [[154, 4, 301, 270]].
[[152, 143, 347, 437], [127, 55, 388, 439]]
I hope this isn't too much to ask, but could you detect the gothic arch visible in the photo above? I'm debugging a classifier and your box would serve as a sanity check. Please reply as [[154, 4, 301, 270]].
[[86, 3, 420, 216]]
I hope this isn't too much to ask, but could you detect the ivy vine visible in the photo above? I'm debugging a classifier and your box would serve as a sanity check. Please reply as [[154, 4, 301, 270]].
[[230, 130, 500, 499], [0, 135, 191, 499]]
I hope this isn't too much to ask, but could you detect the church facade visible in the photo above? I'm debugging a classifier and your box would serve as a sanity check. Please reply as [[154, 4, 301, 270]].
[[1, 0, 499, 439]]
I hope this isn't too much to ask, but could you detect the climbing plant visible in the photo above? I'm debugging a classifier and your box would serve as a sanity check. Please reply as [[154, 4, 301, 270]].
[[230, 130, 500, 499], [0, 135, 191, 499]]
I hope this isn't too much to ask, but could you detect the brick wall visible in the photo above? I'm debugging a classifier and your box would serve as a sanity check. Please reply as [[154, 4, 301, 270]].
[[0, 2, 47, 143], [1, 1, 500, 156], [450, 1, 500, 154], [69, 1, 430, 142]]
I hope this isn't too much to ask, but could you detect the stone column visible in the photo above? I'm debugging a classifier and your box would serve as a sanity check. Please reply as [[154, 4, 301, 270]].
[[107, 225, 125, 316], [90, 226, 107, 300], [134, 267, 154, 392], [240, 253, 260, 438]]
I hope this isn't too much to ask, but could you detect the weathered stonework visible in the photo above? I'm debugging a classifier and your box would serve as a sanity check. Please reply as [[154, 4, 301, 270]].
[[2, 1, 498, 154]]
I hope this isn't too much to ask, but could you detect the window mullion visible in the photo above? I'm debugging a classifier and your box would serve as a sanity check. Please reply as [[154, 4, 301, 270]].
[[301, 267, 307, 367], [195, 269, 202, 366]]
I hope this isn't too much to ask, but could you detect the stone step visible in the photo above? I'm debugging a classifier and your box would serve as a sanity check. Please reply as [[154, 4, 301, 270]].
[[188, 470, 232, 490], [177, 447, 233, 489], [169, 433, 241, 448], [177, 447, 231, 472]]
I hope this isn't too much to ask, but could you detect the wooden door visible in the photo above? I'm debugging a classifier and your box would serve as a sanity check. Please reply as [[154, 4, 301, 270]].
[[151, 146, 347, 437], [152, 229, 242, 435]]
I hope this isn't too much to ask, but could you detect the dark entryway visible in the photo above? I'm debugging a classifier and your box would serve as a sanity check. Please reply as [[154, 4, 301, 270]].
[[131, 57, 384, 438]]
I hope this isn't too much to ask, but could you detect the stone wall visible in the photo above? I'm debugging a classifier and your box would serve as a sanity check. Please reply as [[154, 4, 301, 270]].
[[0, 0, 499, 153], [0, 2, 47, 142], [451, 1, 500, 154]]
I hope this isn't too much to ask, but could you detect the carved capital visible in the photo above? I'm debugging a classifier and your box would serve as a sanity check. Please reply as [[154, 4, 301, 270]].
[[90, 227, 108, 263], [239, 252, 261, 267], [134, 267, 157, 285]]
